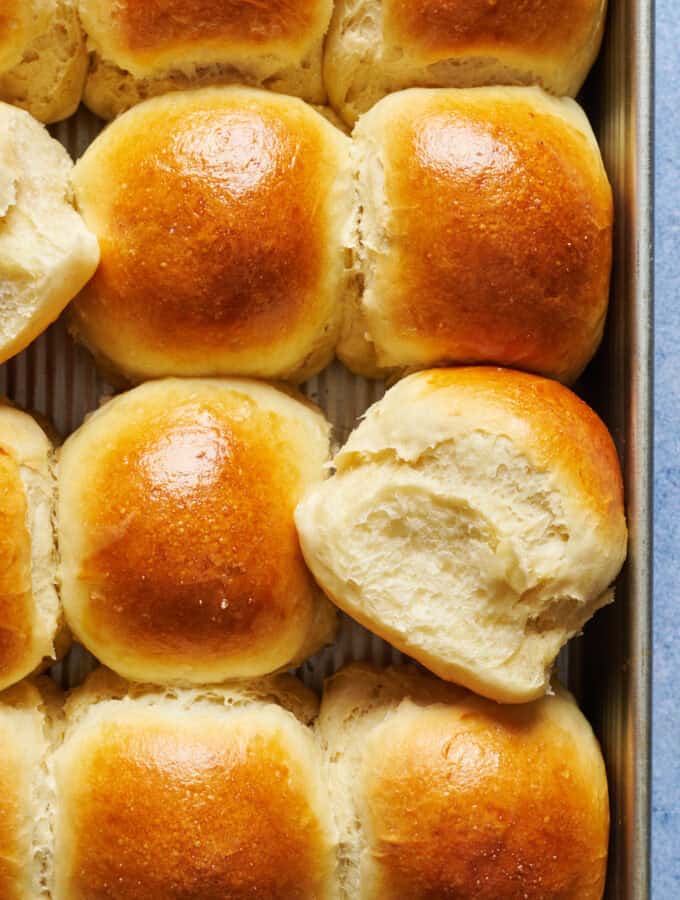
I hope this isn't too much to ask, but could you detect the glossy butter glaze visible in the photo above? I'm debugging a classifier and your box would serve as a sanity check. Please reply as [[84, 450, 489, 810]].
[[373, 92, 612, 381], [82, 405, 311, 659], [56, 707, 335, 899], [363, 700, 608, 899], [57, 378, 334, 683], [71, 89, 350, 382]]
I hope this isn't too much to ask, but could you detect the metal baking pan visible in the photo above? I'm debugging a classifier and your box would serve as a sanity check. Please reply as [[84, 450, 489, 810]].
[[577, 0, 653, 894], [0, 0, 652, 895]]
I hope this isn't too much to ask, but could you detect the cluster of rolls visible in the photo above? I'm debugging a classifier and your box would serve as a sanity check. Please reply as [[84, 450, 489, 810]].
[[1, 372, 626, 700], [1, 1, 614, 383], [3, 665, 610, 899], [2, 0, 606, 124], [0, 370, 624, 897], [0, 1, 625, 898], [1, 82, 613, 382]]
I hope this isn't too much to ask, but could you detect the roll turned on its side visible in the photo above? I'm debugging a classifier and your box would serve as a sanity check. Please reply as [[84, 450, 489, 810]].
[[296, 367, 627, 703]]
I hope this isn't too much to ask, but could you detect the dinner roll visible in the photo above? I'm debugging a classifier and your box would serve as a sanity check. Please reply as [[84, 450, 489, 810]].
[[296, 368, 627, 703], [341, 87, 612, 382], [58, 378, 337, 684], [0, 404, 61, 692], [53, 669, 337, 900], [319, 664, 609, 899], [70, 87, 353, 383], [0, 103, 99, 366], [80, 0, 333, 119], [0, 1, 87, 123], [0, 681, 53, 900], [324, 0, 607, 124]]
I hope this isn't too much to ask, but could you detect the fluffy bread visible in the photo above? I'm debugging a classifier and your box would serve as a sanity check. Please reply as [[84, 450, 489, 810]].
[[0, 102, 99, 366], [0, 667, 612, 897], [0, 403, 61, 691], [318, 663, 609, 899], [324, 0, 607, 124], [296, 368, 627, 703], [340, 87, 612, 382], [53, 669, 338, 899], [58, 378, 337, 684], [0, 680, 54, 900], [80, 0, 334, 119], [0, 1, 87, 123], [70, 87, 353, 383]]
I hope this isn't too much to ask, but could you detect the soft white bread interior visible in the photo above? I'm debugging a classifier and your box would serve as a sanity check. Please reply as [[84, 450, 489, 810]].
[[53, 668, 338, 900], [70, 87, 353, 384], [0, 403, 61, 692], [324, 0, 607, 124], [318, 663, 609, 899], [296, 367, 628, 703], [0, 102, 99, 366], [0, 680, 55, 900], [341, 87, 613, 382], [58, 378, 337, 685], [80, 0, 334, 119], [0, 1, 87, 123]]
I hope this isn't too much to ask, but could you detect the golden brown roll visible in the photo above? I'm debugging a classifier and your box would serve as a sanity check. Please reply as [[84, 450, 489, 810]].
[[70, 87, 353, 383], [324, 0, 607, 124], [296, 368, 627, 703], [52, 669, 337, 900], [80, 0, 334, 119], [0, 102, 100, 366], [58, 378, 336, 684], [341, 87, 613, 383], [319, 663, 609, 899], [0, 403, 60, 692], [0, 681, 53, 900], [0, 0, 87, 123]]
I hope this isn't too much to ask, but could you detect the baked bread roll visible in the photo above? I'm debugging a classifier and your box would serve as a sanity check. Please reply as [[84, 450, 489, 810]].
[[0, 102, 99, 366], [324, 0, 607, 124], [341, 87, 612, 382], [0, 681, 52, 900], [70, 87, 353, 383], [58, 378, 337, 684], [80, 0, 334, 119], [296, 367, 627, 703], [0, 404, 61, 692], [52, 669, 337, 900], [0, 1, 87, 123], [319, 663, 609, 899]]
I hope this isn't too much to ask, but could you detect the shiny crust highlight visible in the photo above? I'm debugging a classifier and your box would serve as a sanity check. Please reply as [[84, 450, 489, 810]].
[[58, 378, 335, 684], [71, 88, 351, 382], [343, 88, 612, 382]]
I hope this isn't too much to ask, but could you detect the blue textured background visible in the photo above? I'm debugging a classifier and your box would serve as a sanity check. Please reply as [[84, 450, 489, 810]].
[[653, 0, 678, 895]]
